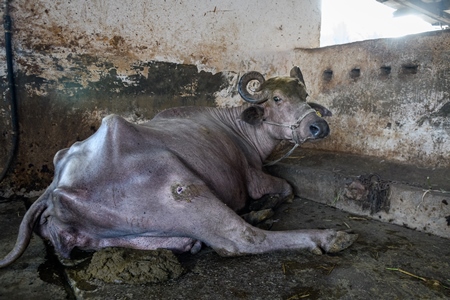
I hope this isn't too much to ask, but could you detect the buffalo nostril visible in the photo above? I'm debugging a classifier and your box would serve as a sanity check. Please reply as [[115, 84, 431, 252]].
[[310, 124, 320, 137], [309, 122, 330, 138]]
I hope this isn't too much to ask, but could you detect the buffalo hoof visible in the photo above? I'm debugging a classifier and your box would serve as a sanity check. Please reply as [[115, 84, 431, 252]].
[[190, 240, 203, 254], [241, 209, 274, 225], [249, 193, 293, 211], [311, 231, 359, 255], [327, 231, 359, 253], [249, 195, 280, 211]]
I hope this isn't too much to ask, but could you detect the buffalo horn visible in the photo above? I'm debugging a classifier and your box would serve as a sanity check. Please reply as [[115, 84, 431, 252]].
[[238, 71, 268, 104]]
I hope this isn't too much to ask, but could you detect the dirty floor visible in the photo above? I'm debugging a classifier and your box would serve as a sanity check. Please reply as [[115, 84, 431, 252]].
[[1, 195, 449, 300]]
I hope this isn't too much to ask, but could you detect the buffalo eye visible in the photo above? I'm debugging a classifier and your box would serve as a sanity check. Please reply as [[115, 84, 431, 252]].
[[273, 96, 282, 102]]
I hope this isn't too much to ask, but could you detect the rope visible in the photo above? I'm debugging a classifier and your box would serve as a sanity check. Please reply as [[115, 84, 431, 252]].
[[262, 108, 316, 166], [1, 0, 19, 183], [263, 143, 299, 166]]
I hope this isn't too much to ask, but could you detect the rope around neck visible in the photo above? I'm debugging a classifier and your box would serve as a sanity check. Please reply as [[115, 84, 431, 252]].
[[263, 143, 300, 166], [262, 108, 316, 166]]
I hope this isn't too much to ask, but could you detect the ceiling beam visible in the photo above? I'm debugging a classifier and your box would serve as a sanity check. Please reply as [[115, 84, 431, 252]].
[[378, 0, 450, 25]]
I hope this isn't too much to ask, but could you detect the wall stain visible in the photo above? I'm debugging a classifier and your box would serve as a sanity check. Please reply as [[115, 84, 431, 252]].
[[297, 31, 450, 168], [0, 59, 227, 193]]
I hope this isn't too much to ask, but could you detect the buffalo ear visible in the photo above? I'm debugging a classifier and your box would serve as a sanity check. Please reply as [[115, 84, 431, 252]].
[[307, 102, 332, 117], [290, 66, 306, 85], [240, 105, 265, 125]]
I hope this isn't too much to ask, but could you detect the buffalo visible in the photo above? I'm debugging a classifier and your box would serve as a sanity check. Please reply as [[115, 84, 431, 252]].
[[0, 66, 357, 268]]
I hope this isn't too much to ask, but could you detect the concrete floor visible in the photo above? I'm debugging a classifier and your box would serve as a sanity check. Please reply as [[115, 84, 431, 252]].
[[0, 149, 449, 299], [1, 197, 449, 299]]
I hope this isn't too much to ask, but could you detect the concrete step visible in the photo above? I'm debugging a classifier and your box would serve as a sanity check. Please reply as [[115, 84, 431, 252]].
[[267, 148, 450, 239]]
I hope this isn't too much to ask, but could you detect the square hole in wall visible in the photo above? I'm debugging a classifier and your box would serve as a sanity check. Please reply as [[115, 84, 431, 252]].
[[350, 68, 360, 79]]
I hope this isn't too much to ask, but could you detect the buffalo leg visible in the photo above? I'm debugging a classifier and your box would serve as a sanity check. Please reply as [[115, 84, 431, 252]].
[[96, 236, 202, 254], [247, 168, 294, 201], [168, 183, 357, 256]]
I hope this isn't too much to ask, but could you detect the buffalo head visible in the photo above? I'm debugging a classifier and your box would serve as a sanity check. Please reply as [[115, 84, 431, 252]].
[[238, 66, 332, 145]]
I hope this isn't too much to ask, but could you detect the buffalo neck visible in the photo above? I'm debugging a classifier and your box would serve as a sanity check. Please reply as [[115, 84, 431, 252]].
[[209, 105, 281, 162]]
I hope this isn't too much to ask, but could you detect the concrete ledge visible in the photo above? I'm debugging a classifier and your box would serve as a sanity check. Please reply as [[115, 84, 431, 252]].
[[267, 149, 450, 239]]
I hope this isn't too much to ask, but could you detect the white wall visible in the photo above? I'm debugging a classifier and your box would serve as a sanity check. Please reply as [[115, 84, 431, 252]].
[[11, 0, 321, 73], [0, 0, 323, 193], [295, 31, 450, 168]]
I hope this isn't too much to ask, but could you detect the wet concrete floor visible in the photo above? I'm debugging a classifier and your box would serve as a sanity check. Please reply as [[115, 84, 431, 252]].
[[1, 195, 449, 299]]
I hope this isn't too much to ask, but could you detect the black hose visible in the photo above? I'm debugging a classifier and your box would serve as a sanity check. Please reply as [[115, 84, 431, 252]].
[[1, 0, 18, 182]]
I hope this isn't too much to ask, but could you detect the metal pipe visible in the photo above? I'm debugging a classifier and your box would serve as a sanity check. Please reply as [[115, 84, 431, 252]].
[[1, 0, 18, 182]]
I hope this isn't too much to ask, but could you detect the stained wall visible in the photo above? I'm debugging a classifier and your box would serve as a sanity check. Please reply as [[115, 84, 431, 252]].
[[0, 0, 448, 197], [0, 0, 321, 195], [295, 30, 450, 168]]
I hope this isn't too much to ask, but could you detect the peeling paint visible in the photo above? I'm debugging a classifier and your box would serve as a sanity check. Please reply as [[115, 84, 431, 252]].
[[0, 60, 227, 193], [7, 0, 320, 74], [296, 30, 450, 168], [1, 0, 449, 197]]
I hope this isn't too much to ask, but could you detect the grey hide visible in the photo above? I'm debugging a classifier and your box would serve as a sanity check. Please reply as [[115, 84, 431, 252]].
[[0, 67, 357, 268]]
